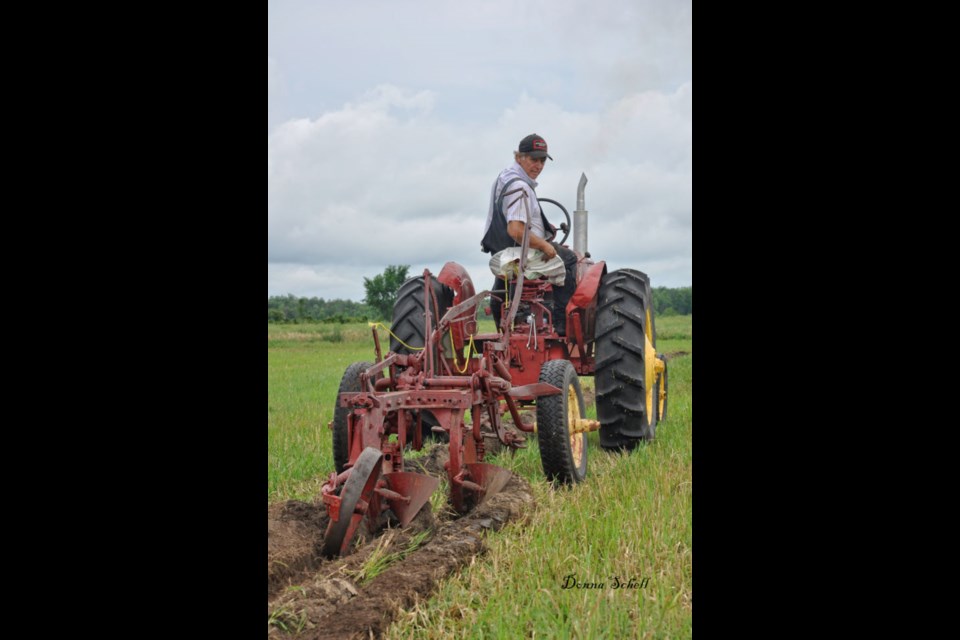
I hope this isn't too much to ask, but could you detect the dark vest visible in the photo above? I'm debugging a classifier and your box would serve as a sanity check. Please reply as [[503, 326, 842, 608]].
[[481, 177, 552, 254]]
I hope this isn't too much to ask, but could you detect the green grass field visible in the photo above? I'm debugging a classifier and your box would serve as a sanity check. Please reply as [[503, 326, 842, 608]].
[[268, 315, 692, 638]]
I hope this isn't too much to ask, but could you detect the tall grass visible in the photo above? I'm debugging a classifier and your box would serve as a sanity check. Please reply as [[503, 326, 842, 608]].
[[385, 352, 692, 639], [267, 323, 383, 500], [269, 315, 692, 638]]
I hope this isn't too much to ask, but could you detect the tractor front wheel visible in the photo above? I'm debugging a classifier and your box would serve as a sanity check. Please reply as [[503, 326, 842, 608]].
[[536, 359, 588, 484]]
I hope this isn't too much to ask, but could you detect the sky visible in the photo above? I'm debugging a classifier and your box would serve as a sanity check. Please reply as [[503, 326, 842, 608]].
[[268, 0, 691, 302]]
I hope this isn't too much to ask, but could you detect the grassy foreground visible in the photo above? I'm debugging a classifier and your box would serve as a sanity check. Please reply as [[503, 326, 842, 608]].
[[268, 315, 692, 638]]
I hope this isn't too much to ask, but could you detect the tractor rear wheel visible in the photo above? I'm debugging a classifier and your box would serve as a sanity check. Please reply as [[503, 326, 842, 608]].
[[332, 361, 374, 473], [537, 359, 588, 484], [390, 276, 454, 357], [595, 269, 659, 450], [390, 276, 455, 441]]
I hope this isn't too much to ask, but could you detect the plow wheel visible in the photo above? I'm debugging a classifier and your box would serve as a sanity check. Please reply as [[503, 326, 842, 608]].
[[536, 360, 588, 484], [322, 447, 383, 558], [332, 361, 373, 473], [595, 268, 659, 451]]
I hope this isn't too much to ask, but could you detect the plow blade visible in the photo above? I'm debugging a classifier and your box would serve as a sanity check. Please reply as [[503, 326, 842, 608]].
[[464, 463, 514, 501], [382, 472, 440, 526]]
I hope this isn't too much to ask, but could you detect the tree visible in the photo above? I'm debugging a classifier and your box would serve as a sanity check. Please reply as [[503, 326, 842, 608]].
[[651, 286, 692, 316], [364, 265, 410, 320]]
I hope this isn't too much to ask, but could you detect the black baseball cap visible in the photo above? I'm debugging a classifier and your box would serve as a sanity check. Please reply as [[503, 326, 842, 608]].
[[518, 133, 553, 160]]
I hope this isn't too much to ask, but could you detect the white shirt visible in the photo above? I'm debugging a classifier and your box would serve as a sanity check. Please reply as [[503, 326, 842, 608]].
[[483, 162, 545, 240]]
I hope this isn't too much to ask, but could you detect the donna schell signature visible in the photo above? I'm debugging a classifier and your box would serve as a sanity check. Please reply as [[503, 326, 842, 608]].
[[561, 575, 650, 590]]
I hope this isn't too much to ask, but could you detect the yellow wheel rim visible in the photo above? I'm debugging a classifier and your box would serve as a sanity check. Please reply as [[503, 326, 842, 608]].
[[568, 385, 584, 464], [644, 307, 655, 423], [657, 360, 666, 421]]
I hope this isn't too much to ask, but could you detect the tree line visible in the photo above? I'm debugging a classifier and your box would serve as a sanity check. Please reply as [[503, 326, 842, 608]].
[[652, 286, 692, 316], [268, 283, 691, 323], [267, 295, 377, 324]]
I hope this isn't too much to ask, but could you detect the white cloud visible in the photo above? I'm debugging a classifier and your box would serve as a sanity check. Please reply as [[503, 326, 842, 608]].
[[268, 81, 690, 300], [268, 0, 691, 301]]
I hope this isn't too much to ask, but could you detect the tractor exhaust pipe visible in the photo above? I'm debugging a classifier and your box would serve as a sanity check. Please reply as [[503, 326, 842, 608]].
[[574, 173, 588, 256]]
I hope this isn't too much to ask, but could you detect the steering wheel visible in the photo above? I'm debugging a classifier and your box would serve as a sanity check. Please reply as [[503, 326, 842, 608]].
[[538, 198, 571, 246]]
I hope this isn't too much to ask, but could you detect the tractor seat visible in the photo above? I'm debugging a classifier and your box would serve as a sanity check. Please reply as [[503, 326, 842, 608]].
[[495, 275, 552, 302], [517, 277, 552, 302]]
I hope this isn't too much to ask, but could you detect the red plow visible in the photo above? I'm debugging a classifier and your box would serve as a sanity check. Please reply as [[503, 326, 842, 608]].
[[320, 264, 558, 557]]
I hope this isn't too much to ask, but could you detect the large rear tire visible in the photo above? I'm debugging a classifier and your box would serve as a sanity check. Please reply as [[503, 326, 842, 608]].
[[595, 269, 659, 450], [390, 276, 454, 357], [332, 361, 373, 473], [389, 276, 454, 441], [537, 360, 588, 484]]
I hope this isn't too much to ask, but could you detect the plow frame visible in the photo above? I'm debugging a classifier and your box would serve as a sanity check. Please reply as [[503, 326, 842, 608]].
[[321, 195, 606, 554]]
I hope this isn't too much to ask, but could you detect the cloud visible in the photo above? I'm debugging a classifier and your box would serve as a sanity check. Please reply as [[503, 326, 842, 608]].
[[267, 0, 691, 130], [268, 57, 280, 96], [268, 0, 691, 300], [268, 82, 690, 300]]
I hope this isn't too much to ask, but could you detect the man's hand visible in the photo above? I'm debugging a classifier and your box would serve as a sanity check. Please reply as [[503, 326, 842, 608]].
[[507, 220, 556, 258], [540, 242, 557, 259]]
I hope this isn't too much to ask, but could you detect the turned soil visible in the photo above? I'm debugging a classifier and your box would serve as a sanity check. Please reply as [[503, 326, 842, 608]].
[[268, 444, 535, 639], [267, 352, 693, 638]]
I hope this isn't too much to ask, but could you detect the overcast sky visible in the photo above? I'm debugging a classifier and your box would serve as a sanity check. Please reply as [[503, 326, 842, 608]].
[[268, 0, 691, 302]]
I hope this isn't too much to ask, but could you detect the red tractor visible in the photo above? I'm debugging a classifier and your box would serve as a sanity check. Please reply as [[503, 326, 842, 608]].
[[320, 173, 668, 556]]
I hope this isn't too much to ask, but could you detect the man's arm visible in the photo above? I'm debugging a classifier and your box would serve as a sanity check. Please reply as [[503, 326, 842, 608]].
[[507, 221, 557, 258], [503, 183, 557, 258]]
